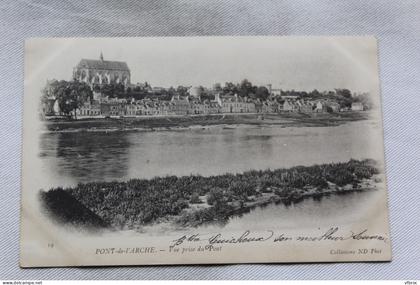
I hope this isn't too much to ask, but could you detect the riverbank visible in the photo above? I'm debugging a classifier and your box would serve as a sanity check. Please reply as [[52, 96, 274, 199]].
[[39, 159, 382, 232], [43, 112, 370, 133]]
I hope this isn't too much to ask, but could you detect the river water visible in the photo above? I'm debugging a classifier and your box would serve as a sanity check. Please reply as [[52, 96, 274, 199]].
[[38, 119, 383, 188], [37, 119, 385, 232]]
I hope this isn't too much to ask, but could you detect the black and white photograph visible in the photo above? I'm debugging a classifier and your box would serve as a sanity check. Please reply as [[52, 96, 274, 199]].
[[20, 36, 391, 267]]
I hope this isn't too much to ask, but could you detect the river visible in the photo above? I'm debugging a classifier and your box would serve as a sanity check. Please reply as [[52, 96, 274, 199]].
[[37, 119, 385, 232], [38, 119, 383, 188], [134, 189, 382, 235]]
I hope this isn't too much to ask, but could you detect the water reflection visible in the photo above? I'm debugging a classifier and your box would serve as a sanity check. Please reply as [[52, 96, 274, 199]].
[[39, 131, 131, 185]]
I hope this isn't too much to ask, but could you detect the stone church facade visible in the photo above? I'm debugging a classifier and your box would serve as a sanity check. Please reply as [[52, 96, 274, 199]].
[[72, 53, 131, 87]]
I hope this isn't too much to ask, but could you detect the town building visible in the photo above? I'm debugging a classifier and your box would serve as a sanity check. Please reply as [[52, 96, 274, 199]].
[[296, 100, 313, 113], [218, 94, 256, 113], [190, 100, 206, 114], [207, 101, 222, 114], [351, 102, 364, 111], [73, 53, 131, 87], [314, 101, 324, 113], [77, 100, 101, 117], [40, 80, 60, 116], [100, 100, 126, 117], [125, 102, 142, 116], [262, 100, 279, 113], [270, 88, 282, 96], [325, 101, 341, 112], [189, 86, 203, 97], [159, 101, 175, 116], [41, 98, 57, 116], [282, 100, 296, 112], [170, 95, 191, 115]]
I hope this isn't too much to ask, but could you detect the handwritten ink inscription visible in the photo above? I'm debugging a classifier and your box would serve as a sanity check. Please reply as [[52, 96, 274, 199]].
[[93, 227, 388, 256], [169, 227, 388, 248]]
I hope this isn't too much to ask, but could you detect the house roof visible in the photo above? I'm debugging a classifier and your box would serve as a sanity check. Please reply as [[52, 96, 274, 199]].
[[76, 59, 130, 71]]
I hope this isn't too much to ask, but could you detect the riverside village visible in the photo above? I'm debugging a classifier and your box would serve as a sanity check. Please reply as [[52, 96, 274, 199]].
[[37, 53, 383, 231], [40, 53, 370, 120]]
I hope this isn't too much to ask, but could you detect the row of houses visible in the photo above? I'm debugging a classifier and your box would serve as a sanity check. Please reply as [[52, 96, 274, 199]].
[[77, 96, 219, 117], [74, 96, 364, 118]]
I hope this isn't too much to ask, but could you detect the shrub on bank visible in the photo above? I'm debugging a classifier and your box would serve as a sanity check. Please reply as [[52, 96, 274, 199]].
[[40, 159, 380, 230]]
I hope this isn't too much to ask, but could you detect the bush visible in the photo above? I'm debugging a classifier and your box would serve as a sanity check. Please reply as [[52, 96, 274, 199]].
[[41, 159, 379, 230], [206, 187, 225, 206], [190, 192, 202, 204]]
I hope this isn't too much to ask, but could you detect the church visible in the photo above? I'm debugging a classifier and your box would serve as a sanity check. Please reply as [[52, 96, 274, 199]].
[[72, 53, 131, 87]]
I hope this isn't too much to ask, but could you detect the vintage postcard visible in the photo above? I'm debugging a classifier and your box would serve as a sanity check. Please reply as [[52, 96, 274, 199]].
[[21, 36, 391, 267]]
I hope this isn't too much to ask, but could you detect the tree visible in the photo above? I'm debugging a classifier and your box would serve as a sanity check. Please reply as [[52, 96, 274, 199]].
[[310, 89, 321, 99], [100, 84, 115, 98], [67, 81, 92, 119], [176, 86, 189, 96], [167, 86, 176, 96], [200, 94, 215, 101], [223, 82, 238, 95], [42, 80, 92, 119], [255, 86, 270, 101], [239, 79, 254, 97], [213, 83, 222, 92], [353, 92, 373, 110], [326, 106, 334, 113], [335, 88, 352, 99]]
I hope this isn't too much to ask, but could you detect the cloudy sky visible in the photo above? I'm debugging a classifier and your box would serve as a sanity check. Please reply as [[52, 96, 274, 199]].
[[25, 36, 379, 94]]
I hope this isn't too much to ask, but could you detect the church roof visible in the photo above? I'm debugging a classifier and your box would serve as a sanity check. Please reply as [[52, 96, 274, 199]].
[[76, 59, 130, 71]]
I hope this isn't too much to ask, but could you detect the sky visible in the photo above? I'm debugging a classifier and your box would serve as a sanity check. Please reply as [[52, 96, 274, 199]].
[[25, 36, 380, 94]]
